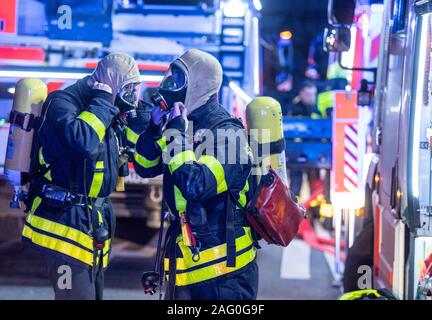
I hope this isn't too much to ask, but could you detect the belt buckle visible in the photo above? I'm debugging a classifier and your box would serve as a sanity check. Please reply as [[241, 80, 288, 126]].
[[71, 194, 86, 207]]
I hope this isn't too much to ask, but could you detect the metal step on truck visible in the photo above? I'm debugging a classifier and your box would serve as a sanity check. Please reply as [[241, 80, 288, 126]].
[[0, 0, 261, 241]]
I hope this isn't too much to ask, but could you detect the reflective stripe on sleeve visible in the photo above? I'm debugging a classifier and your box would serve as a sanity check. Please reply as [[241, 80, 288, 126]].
[[197, 155, 228, 194], [156, 136, 167, 152], [77, 111, 106, 142], [134, 152, 160, 169], [168, 150, 196, 174], [126, 127, 139, 144]]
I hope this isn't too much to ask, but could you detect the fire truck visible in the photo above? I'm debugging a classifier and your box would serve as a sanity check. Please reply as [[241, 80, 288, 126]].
[[0, 0, 260, 238], [327, 0, 432, 299]]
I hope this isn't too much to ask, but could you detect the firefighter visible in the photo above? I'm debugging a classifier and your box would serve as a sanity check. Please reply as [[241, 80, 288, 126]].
[[286, 81, 321, 197], [134, 49, 258, 300], [22, 53, 151, 300]]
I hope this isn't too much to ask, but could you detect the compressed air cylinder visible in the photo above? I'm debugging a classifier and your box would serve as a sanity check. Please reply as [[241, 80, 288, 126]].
[[246, 96, 288, 185], [5, 78, 47, 207]]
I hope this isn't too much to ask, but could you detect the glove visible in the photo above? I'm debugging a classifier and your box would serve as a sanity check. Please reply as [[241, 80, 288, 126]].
[[151, 105, 168, 126]]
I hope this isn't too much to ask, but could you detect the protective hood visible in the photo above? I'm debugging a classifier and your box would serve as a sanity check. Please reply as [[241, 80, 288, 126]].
[[90, 52, 140, 103], [175, 49, 222, 114]]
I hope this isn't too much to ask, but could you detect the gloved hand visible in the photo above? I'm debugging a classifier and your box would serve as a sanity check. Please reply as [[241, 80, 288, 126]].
[[151, 105, 168, 126]]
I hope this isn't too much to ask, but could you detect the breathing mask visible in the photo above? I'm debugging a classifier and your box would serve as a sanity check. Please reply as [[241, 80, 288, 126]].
[[115, 82, 141, 119], [151, 64, 187, 111]]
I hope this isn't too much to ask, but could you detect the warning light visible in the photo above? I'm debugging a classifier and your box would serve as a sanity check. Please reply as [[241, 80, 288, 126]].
[[397, 189, 403, 199], [374, 173, 380, 184], [280, 31, 292, 40]]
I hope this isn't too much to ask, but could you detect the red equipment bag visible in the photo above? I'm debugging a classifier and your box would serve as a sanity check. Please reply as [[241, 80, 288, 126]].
[[245, 167, 306, 246]]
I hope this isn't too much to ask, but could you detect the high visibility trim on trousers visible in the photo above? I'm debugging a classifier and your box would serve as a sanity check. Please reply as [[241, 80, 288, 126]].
[[197, 155, 228, 194], [165, 247, 256, 287], [25, 213, 111, 254], [22, 224, 110, 268], [134, 151, 160, 168], [26, 214, 93, 251], [23, 197, 110, 267], [77, 111, 106, 142], [168, 150, 196, 174], [156, 136, 167, 152], [126, 127, 139, 145], [164, 227, 256, 286], [88, 160, 104, 197]]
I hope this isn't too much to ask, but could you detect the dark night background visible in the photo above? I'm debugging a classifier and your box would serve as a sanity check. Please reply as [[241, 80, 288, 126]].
[[260, 0, 328, 97]]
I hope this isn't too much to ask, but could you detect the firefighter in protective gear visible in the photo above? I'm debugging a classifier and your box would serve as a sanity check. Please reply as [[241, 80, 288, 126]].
[[22, 53, 151, 300], [134, 49, 258, 300]]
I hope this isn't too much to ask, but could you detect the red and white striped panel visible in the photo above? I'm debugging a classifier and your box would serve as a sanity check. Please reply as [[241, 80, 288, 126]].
[[343, 123, 359, 192]]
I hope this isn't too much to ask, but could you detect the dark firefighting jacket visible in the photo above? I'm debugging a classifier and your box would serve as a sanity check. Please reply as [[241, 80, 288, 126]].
[[22, 77, 149, 269], [133, 96, 256, 287]]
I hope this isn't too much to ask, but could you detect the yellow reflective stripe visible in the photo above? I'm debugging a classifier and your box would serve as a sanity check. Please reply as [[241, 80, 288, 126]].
[[24, 225, 111, 267], [23, 225, 94, 266], [134, 152, 160, 168], [156, 136, 167, 152], [103, 239, 111, 255], [88, 161, 104, 197], [197, 155, 228, 194], [77, 111, 106, 142], [126, 127, 139, 144], [171, 248, 256, 286], [168, 227, 254, 271], [98, 252, 109, 268], [30, 196, 42, 214], [174, 185, 187, 213], [168, 150, 196, 174], [26, 214, 93, 250], [38, 148, 52, 181], [24, 197, 111, 267], [317, 91, 334, 118], [44, 171, 52, 181], [38, 147, 46, 165], [339, 289, 381, 300], [238, 180, 249, 207]]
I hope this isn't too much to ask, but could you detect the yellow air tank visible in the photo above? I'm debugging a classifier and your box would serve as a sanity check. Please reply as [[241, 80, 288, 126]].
[[246, 96, 288, 185], [5, 78, 47, 208]]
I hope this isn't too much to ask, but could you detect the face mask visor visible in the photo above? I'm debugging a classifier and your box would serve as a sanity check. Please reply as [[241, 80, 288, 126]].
[[159, 65, 187, 92], [118, 82, 141, 108]]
